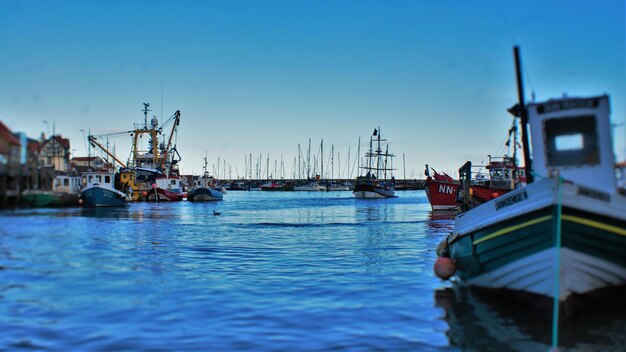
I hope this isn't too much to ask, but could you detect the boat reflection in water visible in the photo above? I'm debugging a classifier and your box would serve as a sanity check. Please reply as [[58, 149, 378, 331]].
[[80, 207, 130, 219], [427, 210, 456, 233], [435, 285, 626, 350]]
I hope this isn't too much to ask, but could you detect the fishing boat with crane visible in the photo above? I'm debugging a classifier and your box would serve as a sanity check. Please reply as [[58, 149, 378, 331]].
[[84, 103, 185, 202], [435, 48, 626, 309], [81, 132, 131, 207], [121, 103, 184, 201], [353, 128, 396, 199]]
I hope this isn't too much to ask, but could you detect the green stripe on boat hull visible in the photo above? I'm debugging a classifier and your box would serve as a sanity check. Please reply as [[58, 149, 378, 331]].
[[450, 206, 626, 283]]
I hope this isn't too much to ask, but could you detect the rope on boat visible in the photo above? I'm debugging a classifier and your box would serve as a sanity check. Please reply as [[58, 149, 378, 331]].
[[550, 172, 563, 351]]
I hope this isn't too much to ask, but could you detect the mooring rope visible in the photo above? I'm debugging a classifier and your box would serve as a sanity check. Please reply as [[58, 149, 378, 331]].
[[551, 173, 563, 351]]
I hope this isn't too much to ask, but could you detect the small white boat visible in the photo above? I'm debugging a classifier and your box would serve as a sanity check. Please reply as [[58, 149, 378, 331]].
[[293, 181, 324, 191]]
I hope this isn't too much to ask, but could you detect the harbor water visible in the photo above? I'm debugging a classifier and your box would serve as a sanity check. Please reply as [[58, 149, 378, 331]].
[[1, 191, 624, 351]]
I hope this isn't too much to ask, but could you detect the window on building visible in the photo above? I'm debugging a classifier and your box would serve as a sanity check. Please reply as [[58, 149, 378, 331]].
[[544, 115, 599, 167]]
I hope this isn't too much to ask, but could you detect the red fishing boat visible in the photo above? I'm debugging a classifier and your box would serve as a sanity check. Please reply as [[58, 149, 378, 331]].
[[424, 165, 460, 211], [469, 155, 526, 203], [425, 156, 526, 211], [147, 172, 185, 202]]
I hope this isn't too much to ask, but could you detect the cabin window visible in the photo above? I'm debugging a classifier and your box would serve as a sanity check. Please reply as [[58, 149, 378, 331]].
[[96, 175, 102, 183], [88, 176, 93, 183], [504, 169, 510, 179], [171, 180, 176, 185], [63, 179, 69, 186], [105, 176, 111, 183], [555, 134, 583, 151], [544, 115, 599, 167]]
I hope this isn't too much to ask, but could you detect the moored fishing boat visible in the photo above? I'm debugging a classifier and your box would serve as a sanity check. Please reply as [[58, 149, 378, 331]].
[[80, 171, 130, 207], [22, 174, 82, 207], [147, 172, 185, 202], [187, 177, 224, 201], [260, 180, 294, 191], [468, 155, 526, 204], [425, 119, 526, 211], [104, 104, 184, 202], [326, 181, 352, 191], [353, 128, 396, 199], [436, 92, 626, 305], [187, 156, 225, 201], [293, 181, 324, 191], [424, 166, 460, 210]]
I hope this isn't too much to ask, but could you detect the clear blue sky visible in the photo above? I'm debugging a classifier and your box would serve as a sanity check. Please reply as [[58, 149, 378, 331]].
[[1, 0, 624, 178]]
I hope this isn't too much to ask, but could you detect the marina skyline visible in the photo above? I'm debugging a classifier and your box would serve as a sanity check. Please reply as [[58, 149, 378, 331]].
[[1, 0, 624, 177]]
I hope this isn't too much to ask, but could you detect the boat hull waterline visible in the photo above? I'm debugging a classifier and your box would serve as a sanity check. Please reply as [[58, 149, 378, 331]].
[[80, 186, 129, 207], [187, 187, 224, 201]]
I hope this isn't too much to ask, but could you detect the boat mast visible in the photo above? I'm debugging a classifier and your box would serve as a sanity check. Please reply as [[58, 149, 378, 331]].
[[512, 119, 518, 174], [143, 102, 149, 129], [513, 46, 534, 184], [203, 151, 208, 175], [403, 153, 406, 180], [376, 127, 381, 179], [331, 145, 334, 180], [368, 132, 374, 175], [320, 139, 324, 180]]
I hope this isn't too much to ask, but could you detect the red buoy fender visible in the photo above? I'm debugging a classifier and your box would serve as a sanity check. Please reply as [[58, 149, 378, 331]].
[[434, 257, 456, 280]]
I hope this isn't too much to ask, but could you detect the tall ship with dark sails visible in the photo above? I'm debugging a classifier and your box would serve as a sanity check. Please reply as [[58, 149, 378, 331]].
[[353, 128, 396, 199]]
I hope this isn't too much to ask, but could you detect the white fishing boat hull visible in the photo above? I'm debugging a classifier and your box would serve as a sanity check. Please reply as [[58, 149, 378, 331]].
[[446, 177, 626, 302], [353, 190, 390, 199], [466, 246, 626, 301]]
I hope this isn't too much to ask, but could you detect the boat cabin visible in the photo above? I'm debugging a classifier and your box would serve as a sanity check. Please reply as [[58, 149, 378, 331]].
[[527, 95, 616, 194], [53, 175, 82, 194], [82, 171, 117, 190], [194, 174, 217, 190], [155, 175, 183, 193], [485, 155, 518, 190]]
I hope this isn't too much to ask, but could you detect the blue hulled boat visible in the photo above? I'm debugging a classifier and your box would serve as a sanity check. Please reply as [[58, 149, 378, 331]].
[[80, 171, 130, 207], [187, 156, 225, 202], [187, 186, 224, 201]]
